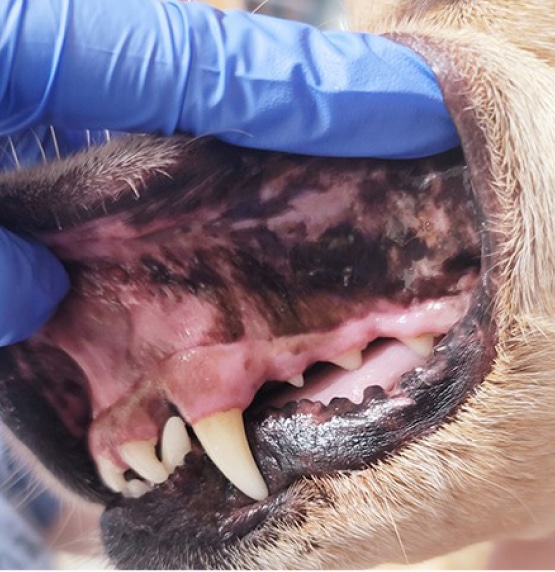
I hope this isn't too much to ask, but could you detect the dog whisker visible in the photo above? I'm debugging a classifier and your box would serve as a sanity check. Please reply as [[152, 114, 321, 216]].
[[383, 495, 409, 566]]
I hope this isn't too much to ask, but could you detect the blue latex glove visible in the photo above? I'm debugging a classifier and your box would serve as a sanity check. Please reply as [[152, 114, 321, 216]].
[[1, 0, 458, 157], [0, 228, 69, 346], [0, 0, 459, 347]]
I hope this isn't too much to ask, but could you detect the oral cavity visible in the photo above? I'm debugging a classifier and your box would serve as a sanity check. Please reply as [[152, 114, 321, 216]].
[[95, 406, 271, 501], [88, 301, 458, 502]]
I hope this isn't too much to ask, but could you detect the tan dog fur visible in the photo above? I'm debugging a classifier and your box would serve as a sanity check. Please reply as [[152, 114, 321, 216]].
[[232, 1, 555, 568]]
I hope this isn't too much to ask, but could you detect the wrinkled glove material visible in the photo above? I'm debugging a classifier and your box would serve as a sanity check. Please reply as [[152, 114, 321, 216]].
[[1, 0, 459, 159]]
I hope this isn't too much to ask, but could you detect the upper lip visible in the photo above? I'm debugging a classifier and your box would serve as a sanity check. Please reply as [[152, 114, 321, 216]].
[[0, 144, 494, 507]]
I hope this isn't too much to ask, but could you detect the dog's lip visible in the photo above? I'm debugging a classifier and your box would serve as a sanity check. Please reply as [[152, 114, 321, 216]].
[[0, 135, 497, 562], [102, 36, 504, 565], [100, 274, 495, 546], [0, 34, 504, 569], [0, 142, 488, 514]]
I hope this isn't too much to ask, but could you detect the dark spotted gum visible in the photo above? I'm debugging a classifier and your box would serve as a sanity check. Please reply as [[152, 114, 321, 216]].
[[2, 135, 478, 338], [0, 134, 480, 498]]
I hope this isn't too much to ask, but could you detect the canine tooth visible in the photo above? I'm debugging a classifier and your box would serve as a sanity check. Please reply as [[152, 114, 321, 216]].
[[161, 416, 191, 473], [193, 408, 268, 501], [329, 349, 363, 371], [399, 334, 435, 358], [287, 374, 305, 388], [120, 440, 169, 484], [123, 479, 151, 499], [97, 456, 126, 493]]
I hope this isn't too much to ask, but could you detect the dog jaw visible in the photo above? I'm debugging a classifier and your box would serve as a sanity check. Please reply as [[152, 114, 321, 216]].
[[0, 1, 553, 569], [273, 2, 555, 569], [168, 2, 553, 569], [102, 5, 555, 568]]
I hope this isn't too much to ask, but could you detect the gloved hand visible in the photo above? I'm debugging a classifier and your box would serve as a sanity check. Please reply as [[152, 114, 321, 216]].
[[0, 228, 69, 346], [1, 0, 458, 158], [0, 0, 459, 346]]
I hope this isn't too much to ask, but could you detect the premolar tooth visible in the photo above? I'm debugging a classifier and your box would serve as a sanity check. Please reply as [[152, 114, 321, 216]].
[[97, 456, 126, 493], [399, 334, 435, 358], [193, 408, 268, 501], [329, 349, 363, 371], [161, 416, 191, 473], [120, 440, 169, 484], [287, 374, 304, 388]]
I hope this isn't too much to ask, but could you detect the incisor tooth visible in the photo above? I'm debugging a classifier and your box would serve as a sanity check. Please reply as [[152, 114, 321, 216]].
[[120, 440, 169, 484], [161, 416, 191, 473], [287, 374, 305, 388], [123, 479, 151, 499], [399, 334, 435, 358], [193, 408, 268, 501], [329, 349, 363, 371], [97, 456, 126, 493]]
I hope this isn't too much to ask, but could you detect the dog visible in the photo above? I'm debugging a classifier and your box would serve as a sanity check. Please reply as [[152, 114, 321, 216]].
[[0, 0, 554, 568]]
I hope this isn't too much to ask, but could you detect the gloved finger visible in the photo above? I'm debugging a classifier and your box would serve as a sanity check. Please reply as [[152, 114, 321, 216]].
[[0, 227, 69, 346], [1, 0, 458, 159]]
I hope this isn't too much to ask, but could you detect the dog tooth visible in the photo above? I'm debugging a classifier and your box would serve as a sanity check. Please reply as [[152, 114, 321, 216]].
[[193, 408, 268, 501], [329, 349, 363, 371], [122, 479, 151, 499], [398, 334, 435, 358], [120, 440, 169, 484], [161, 416, 191, 473], [287, 374, 305, 388], [97, 456, 126, 493]]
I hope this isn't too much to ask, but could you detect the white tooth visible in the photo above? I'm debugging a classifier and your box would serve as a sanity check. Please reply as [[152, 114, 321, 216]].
[[161, 416, 191, 473], [97, 456, 126, 493], [122, 479, 151, 499], [120, 440, 169, 485], [287, 374, 305, 388], [399, 334, 435, 358], [193, 408, 268, 501], [329, 349, 363, 371]]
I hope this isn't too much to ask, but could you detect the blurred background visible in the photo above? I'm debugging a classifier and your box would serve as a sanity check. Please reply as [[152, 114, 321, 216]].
[[214, 0, 343, 26]]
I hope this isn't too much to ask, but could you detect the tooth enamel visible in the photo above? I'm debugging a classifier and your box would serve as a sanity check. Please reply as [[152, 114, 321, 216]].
[[287, 374, 304, 388], [161, 416, 191, 473], [399, 334, 435, 358], [97, 456, 126, 493], [123, 479, 151, 499], [193, 408, 268, 501], [329, 349, 363, 371], [120, 440, 169, 485]]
